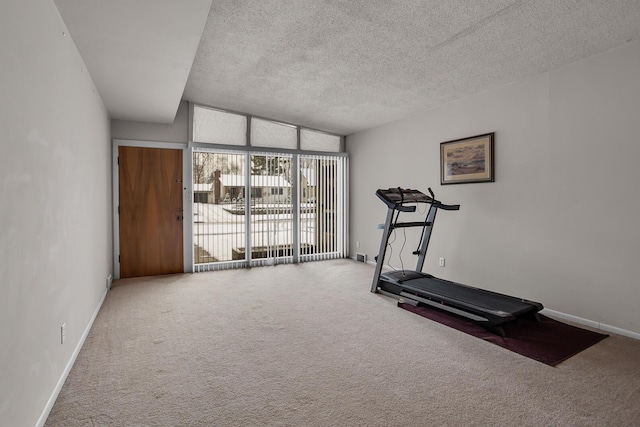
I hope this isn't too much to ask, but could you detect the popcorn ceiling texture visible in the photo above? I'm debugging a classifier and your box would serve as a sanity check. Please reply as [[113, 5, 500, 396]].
[[184, 0, 640, 134], [56, 1, 640, 134]]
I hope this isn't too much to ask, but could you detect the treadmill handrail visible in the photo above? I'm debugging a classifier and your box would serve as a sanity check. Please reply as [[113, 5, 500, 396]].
[[435, 202, 460, 211], [376, 188, 433, 211], [376, 187, 459, 212]]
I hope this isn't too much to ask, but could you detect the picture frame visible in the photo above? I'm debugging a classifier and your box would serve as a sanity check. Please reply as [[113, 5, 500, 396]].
[[440, 132, 495, 185]]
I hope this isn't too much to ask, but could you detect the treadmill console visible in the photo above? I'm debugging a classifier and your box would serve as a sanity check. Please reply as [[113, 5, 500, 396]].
[[376, 188, 433, 211]]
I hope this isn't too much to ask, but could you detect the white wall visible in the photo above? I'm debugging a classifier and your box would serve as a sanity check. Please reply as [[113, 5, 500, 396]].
[[111, 100, 189, 143], [0, 1, 112, 426], [347, 40, 640, 336]]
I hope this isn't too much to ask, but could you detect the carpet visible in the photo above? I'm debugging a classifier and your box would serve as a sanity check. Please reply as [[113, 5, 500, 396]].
[[399, 302, 608, 366], [44, 261, 640, 426]]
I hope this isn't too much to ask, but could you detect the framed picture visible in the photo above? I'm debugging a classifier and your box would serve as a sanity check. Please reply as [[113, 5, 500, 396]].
[[440, 132, 495, 185]]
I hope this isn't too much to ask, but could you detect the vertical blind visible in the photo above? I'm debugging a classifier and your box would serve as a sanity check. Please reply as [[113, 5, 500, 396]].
[[299, 154, 347, 261]]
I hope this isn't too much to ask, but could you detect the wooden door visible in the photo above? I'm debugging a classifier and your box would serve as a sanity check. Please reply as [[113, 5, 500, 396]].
[[118, 146, 183, 278]]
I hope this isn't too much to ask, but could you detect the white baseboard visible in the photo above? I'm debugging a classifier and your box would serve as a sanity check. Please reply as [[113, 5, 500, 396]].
[[36, 287, 109, 427], [542, 308, 640, 340]]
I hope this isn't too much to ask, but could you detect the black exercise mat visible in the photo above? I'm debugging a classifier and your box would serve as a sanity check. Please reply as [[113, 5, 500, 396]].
[[399, 302, 608, 366]]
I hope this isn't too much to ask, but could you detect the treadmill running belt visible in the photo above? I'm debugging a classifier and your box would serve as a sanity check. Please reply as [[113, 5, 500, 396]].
[[384, 272, 534, 315]]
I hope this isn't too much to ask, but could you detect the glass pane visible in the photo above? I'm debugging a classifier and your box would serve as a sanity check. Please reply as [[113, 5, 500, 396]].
[[193, 151, 246, 264], [193, 106, 246, 146], [300, 157, 317, 257], [300, 128, 340, 152], [300, 155, 346, 260], [250, 118, 297, 149], [250, 153, 293, 264]]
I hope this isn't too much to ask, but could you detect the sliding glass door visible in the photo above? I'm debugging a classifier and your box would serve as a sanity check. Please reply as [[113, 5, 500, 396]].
[[193, 149, 346, 271]]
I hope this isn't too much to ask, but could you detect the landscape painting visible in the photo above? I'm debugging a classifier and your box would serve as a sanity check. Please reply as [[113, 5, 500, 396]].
[[440, 133, 494, 184]]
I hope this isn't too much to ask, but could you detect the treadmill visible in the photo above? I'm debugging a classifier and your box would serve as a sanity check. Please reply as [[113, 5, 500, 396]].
[[371, 187, 543, 336]]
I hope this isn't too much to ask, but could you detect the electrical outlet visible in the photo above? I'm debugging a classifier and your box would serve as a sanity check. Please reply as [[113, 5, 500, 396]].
[[61, 323, 66, 345], [106, 274, 113, 289], [439, 257, 445, 267], [356, 241, 360, 249]]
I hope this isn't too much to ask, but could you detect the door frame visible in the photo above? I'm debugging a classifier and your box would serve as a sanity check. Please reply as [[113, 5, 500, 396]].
[[112, 139, 193, 279]]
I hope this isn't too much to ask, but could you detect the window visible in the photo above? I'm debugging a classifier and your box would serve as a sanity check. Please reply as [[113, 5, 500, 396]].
[[190, 104, 347, 271], [300, 128, 341, 152], [251, 118, 297, 149], [193, 105, 246, 146], [192, 149, 347, 271], [191, 103, 342, 152], [299, 154, 347, 260]]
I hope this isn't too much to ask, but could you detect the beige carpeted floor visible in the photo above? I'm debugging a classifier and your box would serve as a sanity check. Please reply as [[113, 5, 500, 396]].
[[46, 259, 640, 426]]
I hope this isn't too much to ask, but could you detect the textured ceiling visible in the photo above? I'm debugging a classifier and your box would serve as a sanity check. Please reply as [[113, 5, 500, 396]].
[[185, 0, 640, 135], [56, 1, 640, 135]]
